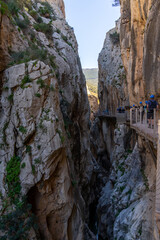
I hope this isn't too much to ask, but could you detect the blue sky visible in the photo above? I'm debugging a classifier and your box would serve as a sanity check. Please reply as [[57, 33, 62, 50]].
[[64, 0, 120, 68]]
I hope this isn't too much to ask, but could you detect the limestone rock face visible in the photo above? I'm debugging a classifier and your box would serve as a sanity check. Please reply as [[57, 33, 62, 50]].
[[120, 0, 160, 104], [0, 0, 93, 239], [143, 0, 160, 95], [88, 94, 99, 121], [98, 19, 128, 114], [97, 125, 156, 240], [42, 0, 65, 18]]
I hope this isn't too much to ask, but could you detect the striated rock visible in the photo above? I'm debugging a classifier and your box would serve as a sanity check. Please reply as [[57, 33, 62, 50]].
[[0, 0, 94, 239], [98, 19, 128, 114], [97, 125, 156, 240], [120, 0, 160, 104], [88, 94, 99, 121], [44, 0, 66, 18], [143, 0, 160, 96]]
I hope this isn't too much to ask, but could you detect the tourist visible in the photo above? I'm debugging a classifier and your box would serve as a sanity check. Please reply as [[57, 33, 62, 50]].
[[144, 101, 148, 110], [147, 95, 158, 128]]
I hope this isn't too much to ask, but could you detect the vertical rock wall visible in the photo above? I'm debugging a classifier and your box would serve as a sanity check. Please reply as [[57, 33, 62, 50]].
[[120, 0, 160, 104], [0, 0, 94, 239], [98, 19, 128, 114]]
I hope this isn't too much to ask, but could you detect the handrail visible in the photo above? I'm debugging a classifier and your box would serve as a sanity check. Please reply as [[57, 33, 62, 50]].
[[130, 108, 160, 132]]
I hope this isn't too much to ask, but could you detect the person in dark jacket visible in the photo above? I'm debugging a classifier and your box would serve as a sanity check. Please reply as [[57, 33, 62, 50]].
[[144, 101, 148, 110], [147, 95, 158, 128]]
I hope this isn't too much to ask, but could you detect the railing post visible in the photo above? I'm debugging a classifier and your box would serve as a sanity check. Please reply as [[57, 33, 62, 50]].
[[130, 108, 133, 125], [145, 109, 147, 125], [140, 106, 143, 124], [154, 109, 157, 133], [155, 120, 160, 233], [136, 108, 138, 124]]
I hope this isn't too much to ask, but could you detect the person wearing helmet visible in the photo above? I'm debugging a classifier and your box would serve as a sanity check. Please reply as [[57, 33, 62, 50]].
[[147, 95, 158, 128], [139, 101, 144, 122], [144, 101, 148, 110]]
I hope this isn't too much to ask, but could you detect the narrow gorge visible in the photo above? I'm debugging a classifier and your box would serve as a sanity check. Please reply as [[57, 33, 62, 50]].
[[0, 0, 159, 240]]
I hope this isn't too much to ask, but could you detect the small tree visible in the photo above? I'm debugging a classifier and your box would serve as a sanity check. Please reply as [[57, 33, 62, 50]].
[[112, 0, 120, 7]]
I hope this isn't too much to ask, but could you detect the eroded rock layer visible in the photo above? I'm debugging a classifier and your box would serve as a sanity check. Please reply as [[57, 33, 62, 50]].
[[98, 19, 128, 114], [0, 0, 93, 239], [120, 0, 160, 104]]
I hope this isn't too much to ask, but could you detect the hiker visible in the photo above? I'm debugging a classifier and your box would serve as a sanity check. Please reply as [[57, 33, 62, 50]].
[[139, 101, 143, 108], [147, 95, 158, 128], [121, 107, 125, 113], [144, 101, 148, 110], [117, 107, 121, 113]]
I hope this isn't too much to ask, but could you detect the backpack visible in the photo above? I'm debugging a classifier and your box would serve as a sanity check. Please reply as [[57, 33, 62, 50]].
[[148, 100, 157, 113]]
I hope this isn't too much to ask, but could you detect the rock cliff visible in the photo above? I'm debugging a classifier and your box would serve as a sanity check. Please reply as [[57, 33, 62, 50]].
[[96, 0, 160, 239], [96, 125, 156, 240], [99, 0, 160, 107], [98, 19, 128, 114], [120, 0, 160, 104], [0, 0, 94, 239]]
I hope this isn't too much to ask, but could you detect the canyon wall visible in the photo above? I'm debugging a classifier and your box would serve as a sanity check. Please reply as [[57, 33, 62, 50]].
[[96, 0, 160, 239], [99, 0, 160, 108], [96, 125, 156, 240], [0, 0, 94, 239], [120, 0, 160, 104], [98, 19, 128, 114]]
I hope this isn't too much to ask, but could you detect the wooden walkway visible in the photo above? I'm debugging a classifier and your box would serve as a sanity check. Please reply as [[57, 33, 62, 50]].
[[131, 123, 158, 145]]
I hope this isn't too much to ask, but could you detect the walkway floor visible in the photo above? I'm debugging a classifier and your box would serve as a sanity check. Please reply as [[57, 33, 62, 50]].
[[131, 123, 158, 145]]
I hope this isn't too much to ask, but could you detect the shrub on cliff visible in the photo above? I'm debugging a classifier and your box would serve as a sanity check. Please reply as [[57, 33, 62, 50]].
[[109, 31, 120, 44], [34, 22, 53, 39]]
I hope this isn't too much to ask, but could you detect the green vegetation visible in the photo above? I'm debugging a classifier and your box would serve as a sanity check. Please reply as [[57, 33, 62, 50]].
[[7, 94, 13, 102], [21, 162, 26, 168], [34, 158, 41, 164], [26, 145, 32, 155], [15, 15, 30, 30], [61, 34, 73, 48], [118, 162, 125, 176], [119, 185, 125, 193], [6, 156, 21, 202], [32, 164, 36, 174], [83, 68, 98, 97], [109, 32, 120, 45], [21, 75, 31, 89], [49, 55, 57, 70], [29, 9, 43, 23], [56, 129, 65, 144], [34, 22, 53, 38], [0, 1, 8, 15], [0, 154, 38, 239], [38, 1, 53, 18], [37, 78, 45, 88], [0, 199, 37, 240], [35, 93, 41, 98], [56, 28, 61, 34], [9, 44, 48, 66], [19, 126, 27, 134]]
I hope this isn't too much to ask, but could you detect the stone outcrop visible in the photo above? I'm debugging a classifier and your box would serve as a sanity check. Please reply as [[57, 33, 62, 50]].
[[0, 0, 94, 239], [88, 94, 99, 121], [98, 19, 128, 114], [96, 124, 156, 240]]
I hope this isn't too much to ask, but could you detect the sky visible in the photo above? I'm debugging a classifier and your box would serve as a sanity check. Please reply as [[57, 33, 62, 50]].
[[64, 0, 120, 69]]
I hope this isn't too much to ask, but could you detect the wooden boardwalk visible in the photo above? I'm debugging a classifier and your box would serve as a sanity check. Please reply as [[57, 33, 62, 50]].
[[131, 122, 158, 145]]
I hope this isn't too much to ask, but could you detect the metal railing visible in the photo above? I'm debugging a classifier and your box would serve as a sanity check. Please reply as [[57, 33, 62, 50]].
[[130, 107, 160, 134]]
